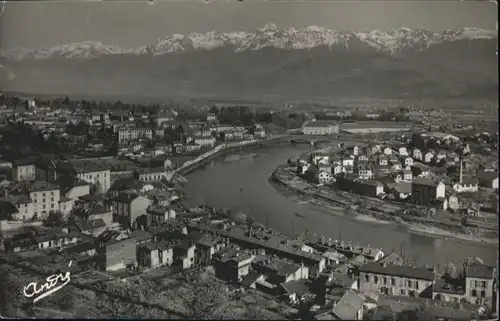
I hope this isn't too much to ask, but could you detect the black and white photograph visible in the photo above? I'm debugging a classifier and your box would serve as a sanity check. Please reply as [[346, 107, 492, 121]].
[[0, 0, 498, 319]]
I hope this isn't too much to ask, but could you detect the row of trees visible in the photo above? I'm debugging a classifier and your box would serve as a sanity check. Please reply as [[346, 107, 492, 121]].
[[0, 123, 76, 160], [314, 110, 409, 122]]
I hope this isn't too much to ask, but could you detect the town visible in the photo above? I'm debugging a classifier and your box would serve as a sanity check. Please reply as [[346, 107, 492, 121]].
[[272, 120, 499, 245], [0, 93, 498, 320]]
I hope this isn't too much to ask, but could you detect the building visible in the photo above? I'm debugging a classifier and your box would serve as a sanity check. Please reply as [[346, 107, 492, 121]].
[[133, 168, 167, 182], [411, 163, 431, 178], [301, 120, 339, 136], [318, 171, 334, 184], [10, 181, 61, 219], [402, 170, 413, 181], [413, 149, 423, 161], [58, 160, 111, 193], [465, 262, 496, 304], [404, 157, 414, 167], [378, 155, 389, 166], [112, 192, 151, 229], [213, 247, 256, 284], [358, 168, 373, 180], [252, 256, 310, 286], [432, 277, 466, 303], [4, 228, 80, 253], [58, 197, 75, 217], [391, 162, 403, 172], [145, 205, 177, 228], [117, 127, 153, 144], [173, 239, 197, 270], [12, 159, 36, 182], [193, 234, 224, 266], [358, 262, 435, 297], [339, 177, 384, 197], [476, 171, 499, 189], [65, 182, 91, 200], [453, 178, 479, 194], [87, 206, 113, 226], [3, 194, 35, 221], [330, 290, 365, 320], [137, 241, 174, 269], [383, 147, 393, 155], [194, 136, 216, 149], [97, 236, 137, 271], [424, 152, 435, 164], [411, 178, 445, 205], [389, 155, 399, 164]]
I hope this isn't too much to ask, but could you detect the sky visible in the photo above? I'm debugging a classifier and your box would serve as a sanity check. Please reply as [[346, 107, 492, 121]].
[[0, 0, 497, 50]]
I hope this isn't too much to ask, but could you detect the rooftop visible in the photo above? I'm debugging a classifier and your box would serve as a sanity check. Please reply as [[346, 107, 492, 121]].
[[135, 167, 166, 175], [377, 251, 404, 266], [13, 181, 60, 193], [63, 159, 111, 173], [476, 170, 498, 182], [466, 263, 495, 279], [412, 177, 442, 187], [114, 191, 142, 203], [331, 290, 365, 320], [359, 262, 435, 281]]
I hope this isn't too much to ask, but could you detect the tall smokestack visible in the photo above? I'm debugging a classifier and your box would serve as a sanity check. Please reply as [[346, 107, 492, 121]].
[[459, 158, 463, 184]]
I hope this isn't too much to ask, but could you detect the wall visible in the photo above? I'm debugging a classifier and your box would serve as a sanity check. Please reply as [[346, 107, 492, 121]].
[[30, 189, 60, 218], [101, 237, 137, 271], [13, 165, 36, 181], [59, 199, 75, 217], [359, 272, 433, 298], [77, 170, 111, 193], [130, 196, 151, 228], [466, 277, 494, 303], [12, 202, 35, 221], [0, 220, 43, 232], [88, 210, 113, 226], [66, 184, 90, 200]]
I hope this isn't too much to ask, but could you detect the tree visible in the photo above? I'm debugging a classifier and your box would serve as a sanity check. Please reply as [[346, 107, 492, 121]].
[[68, 207, 88, 223], [443, 262, 458, 279], [0, 200, 18, 221], [233, 211, 247, 225], [411, 133, 426, 150], [44, 211, 65, 227], [178, 272, 234, 319], [396, 304, 434, 321], [209, 105, 219, 116], [0, 266, 30, 316], [246, 215, 255, 227]]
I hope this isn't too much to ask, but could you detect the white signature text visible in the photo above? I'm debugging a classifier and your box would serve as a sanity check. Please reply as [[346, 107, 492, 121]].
[[23, 261, 72, 303]]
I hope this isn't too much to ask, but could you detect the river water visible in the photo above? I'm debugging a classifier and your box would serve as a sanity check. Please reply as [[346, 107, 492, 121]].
[[184, 145, 498, 267]]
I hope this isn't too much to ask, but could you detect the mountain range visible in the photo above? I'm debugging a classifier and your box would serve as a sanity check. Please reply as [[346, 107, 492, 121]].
[[0, 24, 497, 101]]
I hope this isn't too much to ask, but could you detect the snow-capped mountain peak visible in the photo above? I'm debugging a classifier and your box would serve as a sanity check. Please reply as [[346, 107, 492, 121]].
[[0, 24, 496, 61]]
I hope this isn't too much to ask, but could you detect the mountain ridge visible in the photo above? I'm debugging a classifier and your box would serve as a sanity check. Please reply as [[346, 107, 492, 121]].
[[0, 25, 497, 101], [0, 25, 497, 61]]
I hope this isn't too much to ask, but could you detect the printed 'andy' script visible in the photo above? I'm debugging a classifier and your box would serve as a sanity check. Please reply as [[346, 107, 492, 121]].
[[23, 261, 72, 303]]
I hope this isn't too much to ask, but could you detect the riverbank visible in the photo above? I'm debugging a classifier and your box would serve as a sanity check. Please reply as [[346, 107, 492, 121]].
[[270, 164, 499, 247]]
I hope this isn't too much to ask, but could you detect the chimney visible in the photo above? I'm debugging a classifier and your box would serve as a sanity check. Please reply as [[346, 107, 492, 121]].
[[459, 158, 463, 184]]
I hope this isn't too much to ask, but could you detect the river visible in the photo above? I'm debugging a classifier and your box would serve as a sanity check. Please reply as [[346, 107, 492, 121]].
[[184, 144, 498, 268]]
